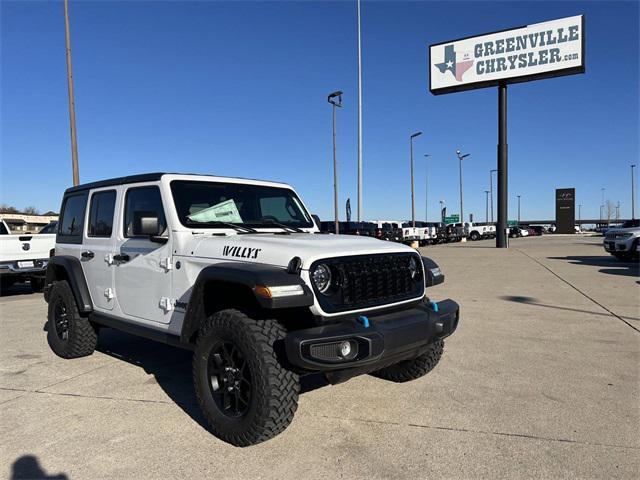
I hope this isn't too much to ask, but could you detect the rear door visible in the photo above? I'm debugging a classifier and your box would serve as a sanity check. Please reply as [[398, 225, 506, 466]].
[[81, 188, 118, 311]]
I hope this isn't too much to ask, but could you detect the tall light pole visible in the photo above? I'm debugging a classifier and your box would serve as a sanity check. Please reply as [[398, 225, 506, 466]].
[[517, 195, 521, 224], [484, 190, 490, 223], [489, 169, 497, 223], [328, 91, 343, 234], [64, 0, 80, 186], [578, 204, 582, 223], [356, 0, 363, 221], [456, 150, 470, 226], [631, 164, 636, 220], [424, 154, 430, 223], [439, 200, 445, 222], [410, 132, 422, 227]]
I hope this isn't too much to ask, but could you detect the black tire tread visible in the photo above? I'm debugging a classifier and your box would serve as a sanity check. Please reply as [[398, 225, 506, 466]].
[[371, 340, 444, 383], [193, 309, 299, 446], [47, 281, 97, 359]]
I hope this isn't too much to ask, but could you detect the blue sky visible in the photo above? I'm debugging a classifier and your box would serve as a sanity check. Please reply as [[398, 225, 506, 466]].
[[2, 0, 638, 222]]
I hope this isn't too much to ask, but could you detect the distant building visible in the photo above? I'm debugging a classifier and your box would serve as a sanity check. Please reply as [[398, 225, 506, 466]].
[[0, 213, 58, 233]]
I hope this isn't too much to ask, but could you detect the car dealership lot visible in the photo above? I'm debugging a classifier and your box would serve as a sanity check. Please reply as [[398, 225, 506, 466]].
[[1, 235, 638, 479]]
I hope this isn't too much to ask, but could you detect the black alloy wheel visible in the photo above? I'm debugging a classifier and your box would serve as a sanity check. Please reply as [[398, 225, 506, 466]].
[[207, 341, 251, 418]]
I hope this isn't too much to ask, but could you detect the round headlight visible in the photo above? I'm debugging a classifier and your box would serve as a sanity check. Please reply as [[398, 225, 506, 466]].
[[408, 256, 419, 278], [312, 264, 332, 294]]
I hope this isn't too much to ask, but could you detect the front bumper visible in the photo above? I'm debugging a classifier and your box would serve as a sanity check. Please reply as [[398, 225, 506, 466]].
[[284, 299, 459, 376], [604, 240, 630, 252]]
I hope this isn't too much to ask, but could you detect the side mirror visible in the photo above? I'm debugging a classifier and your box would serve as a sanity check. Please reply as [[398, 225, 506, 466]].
[[134, 211, 160, 236], [421, 256, 445, 287], [311, 214, 321, 229]]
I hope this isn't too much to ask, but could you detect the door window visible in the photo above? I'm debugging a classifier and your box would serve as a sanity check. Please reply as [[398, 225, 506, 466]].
[[88, 190, 117, 237], [123, 186, 167, 238], [58, 193, 88, 244]]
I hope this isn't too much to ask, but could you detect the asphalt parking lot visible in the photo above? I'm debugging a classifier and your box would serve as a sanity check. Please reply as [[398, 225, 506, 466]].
[[1, 235, 638, 479]]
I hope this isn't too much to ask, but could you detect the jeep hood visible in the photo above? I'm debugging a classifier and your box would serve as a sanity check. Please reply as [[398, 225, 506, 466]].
[[184, 233, 416, 269]]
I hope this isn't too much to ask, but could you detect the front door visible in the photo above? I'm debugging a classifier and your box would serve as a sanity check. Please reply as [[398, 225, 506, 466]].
[[113, 185, 173, 324], [81, 189, 117, 311]]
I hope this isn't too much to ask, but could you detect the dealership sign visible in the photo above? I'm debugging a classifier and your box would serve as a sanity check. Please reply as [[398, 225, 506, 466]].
[[429, 15, 585, 95]]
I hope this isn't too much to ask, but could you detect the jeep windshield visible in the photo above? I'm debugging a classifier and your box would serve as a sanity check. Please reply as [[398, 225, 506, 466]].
[[170, 180, 314, 229]]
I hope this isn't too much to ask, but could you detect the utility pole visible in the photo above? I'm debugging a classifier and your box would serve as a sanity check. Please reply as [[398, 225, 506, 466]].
[[632, 164, 636, 220], [439, 200, 445, 222], [424, 154, 430, 223], [328, 91, 343, 234], [456, 149, 470, 234], [517, 195, 521, 224], [356, 0, 363, 221], [64, 0, 80, 186], [490, 169, 497, 223], [484, 190, 490, 223], [409, 132, 422, 227]]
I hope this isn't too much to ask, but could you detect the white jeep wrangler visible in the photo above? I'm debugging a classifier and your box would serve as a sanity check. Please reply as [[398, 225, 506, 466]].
[[44, 173, 459, 446]]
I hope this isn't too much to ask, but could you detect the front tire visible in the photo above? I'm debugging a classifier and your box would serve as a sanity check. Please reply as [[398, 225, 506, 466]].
[[46, 281, 97, 358], [193, 309, 299, 447], [469, 231, 480, 241], [370, 340, 444, 383]]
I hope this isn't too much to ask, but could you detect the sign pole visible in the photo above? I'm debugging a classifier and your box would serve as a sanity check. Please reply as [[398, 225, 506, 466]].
[[497, 84, 508, 248], [64, 0, 80, 186]]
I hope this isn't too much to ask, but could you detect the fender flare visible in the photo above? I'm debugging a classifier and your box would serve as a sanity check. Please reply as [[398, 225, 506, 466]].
[[45, 256, 93, 314], [180, 262, 314, 343]]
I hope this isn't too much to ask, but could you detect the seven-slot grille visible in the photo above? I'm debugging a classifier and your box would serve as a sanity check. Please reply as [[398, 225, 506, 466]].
[[312, 253, 424, 313]]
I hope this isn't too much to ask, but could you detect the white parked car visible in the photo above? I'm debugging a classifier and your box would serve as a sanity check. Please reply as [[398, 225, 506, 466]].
[[603, 220, 640, 261]]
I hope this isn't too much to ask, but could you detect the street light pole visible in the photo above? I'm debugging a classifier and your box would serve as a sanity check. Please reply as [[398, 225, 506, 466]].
[[439, 200, 445, 222], [456, 150, 470, 228], [484, 190, 490, 223], [410, 132, 422, 227], [517, 195, 521, 224], [424, 154, 430, 223], [578, 204, 582, 223], [64, 0, 80, 186], [490, 169, 497, 223], [632, 164, 636, 220], [328, 91, 343, 235], [356, 0, 363, 221]]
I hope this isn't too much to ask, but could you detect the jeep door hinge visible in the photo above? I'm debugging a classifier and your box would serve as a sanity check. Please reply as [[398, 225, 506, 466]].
[[104, 253, 114, 266], [159, 257, 173, 271], [104, 288, 114, 300], [159, 297, 174, 312]]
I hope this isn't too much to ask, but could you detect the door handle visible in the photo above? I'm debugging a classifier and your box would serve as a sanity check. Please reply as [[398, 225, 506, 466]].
[[81, 251, 94, 259], [113, 254, 130, 263]]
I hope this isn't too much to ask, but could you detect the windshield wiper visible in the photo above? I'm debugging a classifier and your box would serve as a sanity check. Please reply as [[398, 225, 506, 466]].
[[256, 220, 304, 233], [191, 220, 257, 234]]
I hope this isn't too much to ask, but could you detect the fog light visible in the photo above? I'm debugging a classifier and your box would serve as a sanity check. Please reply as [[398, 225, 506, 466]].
[[339, 341, 352, 358]]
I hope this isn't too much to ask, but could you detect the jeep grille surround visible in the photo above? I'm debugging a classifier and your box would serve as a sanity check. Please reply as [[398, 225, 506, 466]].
[[310, 253, 424, 313]]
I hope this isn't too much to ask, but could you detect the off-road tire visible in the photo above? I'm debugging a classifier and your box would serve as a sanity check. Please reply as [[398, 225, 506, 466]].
[[46, 281, 97, 358], [370, 340, 444, 383], [193, 309, 299, 447], [469, 231, 480, 241], [30, 277, 45, 292]]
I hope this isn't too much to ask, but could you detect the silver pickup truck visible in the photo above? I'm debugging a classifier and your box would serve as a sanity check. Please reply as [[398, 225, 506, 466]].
[[0, 220, 55, 292]]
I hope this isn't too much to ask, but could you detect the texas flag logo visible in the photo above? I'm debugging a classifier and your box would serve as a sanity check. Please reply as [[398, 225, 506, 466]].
[[435, 45, 474, 82]]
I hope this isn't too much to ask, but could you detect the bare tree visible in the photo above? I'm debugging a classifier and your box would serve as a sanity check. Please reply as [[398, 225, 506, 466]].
[[0, 204, 19, 214], [22, 206, 40, 215], [604, 199, 615, 226]]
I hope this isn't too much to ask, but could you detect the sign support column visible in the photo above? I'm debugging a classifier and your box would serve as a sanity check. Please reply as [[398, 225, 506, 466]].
[[497, 84, 508, 248]]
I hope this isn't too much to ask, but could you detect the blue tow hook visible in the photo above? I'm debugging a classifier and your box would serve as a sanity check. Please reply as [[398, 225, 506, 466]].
[[430, 301, 439, 312], [357, 315, 370, 328]]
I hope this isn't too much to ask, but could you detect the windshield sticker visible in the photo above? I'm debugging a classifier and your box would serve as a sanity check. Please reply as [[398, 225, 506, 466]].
[[223, 246, 262, 259], [187, 199, 243, 223]]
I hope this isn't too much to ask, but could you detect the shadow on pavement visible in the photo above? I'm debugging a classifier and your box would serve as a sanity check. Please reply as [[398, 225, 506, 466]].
[[547, 255, 639, 277], [96, 327, 329, 433], [500, 295, 640, 322], [11, 455, 68, 479]]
